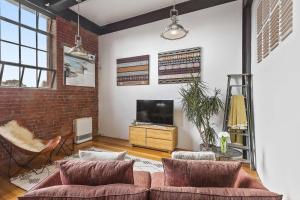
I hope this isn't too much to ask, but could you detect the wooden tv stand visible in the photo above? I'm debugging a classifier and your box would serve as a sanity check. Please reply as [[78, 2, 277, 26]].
[[129, 124, 177, 152]]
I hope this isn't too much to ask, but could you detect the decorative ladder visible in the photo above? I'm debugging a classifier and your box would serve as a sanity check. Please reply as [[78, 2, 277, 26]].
[[222, 74, 256, 170]]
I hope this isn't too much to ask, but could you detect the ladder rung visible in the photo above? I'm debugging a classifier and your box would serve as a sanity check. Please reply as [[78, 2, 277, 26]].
[[230, 85, 248, 87], [229, 132, 249, 137], [228, 143, 249, 150], [229, 74, 252, 76]]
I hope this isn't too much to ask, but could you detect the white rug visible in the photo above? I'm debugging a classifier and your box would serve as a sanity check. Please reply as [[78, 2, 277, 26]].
[[10, 147, 163, 191]]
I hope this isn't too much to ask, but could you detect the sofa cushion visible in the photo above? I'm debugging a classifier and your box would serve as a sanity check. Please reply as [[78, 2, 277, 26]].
[[19, 184, 148, 200], [162, 158, 242, 187], [79, 150, 127, 161], [58, 160, 134, 186], [150, 187, 282, 200], [151, 172, 165, 188], [133, 171, 151, 189]]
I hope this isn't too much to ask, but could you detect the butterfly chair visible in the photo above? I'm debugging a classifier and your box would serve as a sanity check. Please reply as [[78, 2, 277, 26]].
[[0, 121, 61, 178], [55, 125, 74, 156]]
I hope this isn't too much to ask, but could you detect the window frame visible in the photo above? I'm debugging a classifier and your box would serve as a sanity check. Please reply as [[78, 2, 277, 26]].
[[0, 0, 56, 89]]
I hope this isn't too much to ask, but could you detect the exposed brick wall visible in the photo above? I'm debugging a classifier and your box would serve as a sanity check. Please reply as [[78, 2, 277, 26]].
[[0, 17, 99, 159]]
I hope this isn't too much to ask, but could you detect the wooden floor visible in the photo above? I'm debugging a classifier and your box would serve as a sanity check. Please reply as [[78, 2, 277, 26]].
[[0, 136, 258, 200]]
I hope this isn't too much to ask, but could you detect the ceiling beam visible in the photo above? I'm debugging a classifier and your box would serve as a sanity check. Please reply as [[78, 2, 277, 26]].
[[24, 0, 101, 34], [24, 0, 238, 36], [98, 0, 237, 35], [48, 0, 88, 12]]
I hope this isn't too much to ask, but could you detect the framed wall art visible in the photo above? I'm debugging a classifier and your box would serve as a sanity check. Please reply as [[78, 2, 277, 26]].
[[117, 55, 149, 86], [64, 46, 96, 87], [158, 47, 201, 84]]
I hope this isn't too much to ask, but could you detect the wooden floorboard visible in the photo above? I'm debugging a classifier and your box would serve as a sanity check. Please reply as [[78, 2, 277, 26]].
[[0, 136, 258, 200]]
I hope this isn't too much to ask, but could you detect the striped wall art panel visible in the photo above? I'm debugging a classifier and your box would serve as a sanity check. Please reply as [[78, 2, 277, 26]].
[[117, 55, 149, 86], [158, 47, 201, 84]]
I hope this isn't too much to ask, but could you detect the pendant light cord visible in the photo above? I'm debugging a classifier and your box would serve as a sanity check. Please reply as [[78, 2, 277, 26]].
[[77, 0, 81, 35]]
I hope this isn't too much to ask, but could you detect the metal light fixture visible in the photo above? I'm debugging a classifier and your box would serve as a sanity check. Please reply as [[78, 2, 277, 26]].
[[68, 0, 90, 59], [161, 0, 188, 40]]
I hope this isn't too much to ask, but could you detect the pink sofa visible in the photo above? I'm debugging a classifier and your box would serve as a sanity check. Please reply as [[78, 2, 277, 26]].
[[19, 170, 151, 200], [19, 160, 282, 200]]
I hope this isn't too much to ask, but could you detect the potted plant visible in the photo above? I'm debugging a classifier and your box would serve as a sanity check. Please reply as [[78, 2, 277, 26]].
[[180, 76, 223, 150]]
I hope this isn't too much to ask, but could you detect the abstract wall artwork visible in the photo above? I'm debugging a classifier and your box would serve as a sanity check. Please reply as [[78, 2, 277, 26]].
[[117, 55, 149, 86], [256, 0, 293, 63], [64, 46, 96, 87], [158, 47, 201, 84]]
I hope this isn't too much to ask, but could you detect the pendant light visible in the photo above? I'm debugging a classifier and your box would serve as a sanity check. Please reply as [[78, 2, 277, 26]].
[[68, 0, 90, 59], [161, 0, 189, 40]]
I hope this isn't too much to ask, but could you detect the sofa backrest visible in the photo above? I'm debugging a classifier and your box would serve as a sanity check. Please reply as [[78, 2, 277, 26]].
[[152, 168, 267, 190]]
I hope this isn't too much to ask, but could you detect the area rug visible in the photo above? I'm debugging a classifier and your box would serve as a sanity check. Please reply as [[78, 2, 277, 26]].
[[10, 147, 163, 191]]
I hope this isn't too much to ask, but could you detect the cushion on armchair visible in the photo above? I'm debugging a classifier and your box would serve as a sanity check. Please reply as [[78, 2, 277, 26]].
[[58, 160, 134, 186], [162, 158, 242, 187]]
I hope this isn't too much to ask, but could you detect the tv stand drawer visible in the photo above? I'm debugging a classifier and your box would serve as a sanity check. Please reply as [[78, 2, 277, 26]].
[[147, 129, 173, 140], [129, 127, 146, 146], [147, 138, 174, 151], [129, 125, 177, 152]]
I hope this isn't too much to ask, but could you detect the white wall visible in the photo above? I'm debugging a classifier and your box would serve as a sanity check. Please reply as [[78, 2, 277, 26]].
[[99, 1, 243, 150], [251, 0, 300, 199]]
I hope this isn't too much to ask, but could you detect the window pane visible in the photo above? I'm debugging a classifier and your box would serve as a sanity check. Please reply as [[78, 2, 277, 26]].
[[38, 14, 49, 32], [1, 65, 20, 87], [21, 5, 36, 28], [21, 27, 36, 48], [1, 21, 19, 43], [22, 68, 36, 87], [0, 0, 19, 22], [21, 46, 36, 66], [39, 70, 52, 88], [38, 50, 47, 68], [38, 33, 47, 50], [1, 41, 19, 63]]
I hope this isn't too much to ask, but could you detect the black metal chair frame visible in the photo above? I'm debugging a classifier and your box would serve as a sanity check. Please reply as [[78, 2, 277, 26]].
[[0, 136, 60, 178], [55, 133, 74, 156]]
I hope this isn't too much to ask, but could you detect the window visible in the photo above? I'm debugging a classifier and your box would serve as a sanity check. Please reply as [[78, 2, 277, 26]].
[[0, 0, 55, 88]]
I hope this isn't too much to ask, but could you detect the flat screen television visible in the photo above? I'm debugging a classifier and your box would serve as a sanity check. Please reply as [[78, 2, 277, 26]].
[[136, 100, 174, 125]]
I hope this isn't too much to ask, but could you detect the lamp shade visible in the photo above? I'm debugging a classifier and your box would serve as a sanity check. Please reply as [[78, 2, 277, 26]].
[[68, 44, 89, 59], [161, 6, 188, 40], [69, 0, 93, 61], [161, 22, 188, 40]]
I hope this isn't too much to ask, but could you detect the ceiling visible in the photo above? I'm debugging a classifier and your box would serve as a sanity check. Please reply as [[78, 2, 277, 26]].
[[70, 0, 190, 26], [27, 0, 238, 35]]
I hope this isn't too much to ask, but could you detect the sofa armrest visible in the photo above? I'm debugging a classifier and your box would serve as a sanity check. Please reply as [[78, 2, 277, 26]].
[[133, 171, 151, 188], [30, 170, 62, 191], [234, 169, 267, 190], [151, 172, 164, 188]]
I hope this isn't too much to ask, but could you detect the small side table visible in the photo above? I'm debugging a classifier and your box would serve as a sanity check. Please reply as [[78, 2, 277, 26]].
[[213, 146, 243, 161], [56, 132, 74, 156]]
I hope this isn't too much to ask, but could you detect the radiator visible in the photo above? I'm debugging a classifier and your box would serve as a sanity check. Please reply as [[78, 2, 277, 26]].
[[73, 117, 93, 144]]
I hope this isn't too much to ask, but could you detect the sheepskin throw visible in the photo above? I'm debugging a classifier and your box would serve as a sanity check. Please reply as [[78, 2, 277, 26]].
[[0, 121, 46, 152]]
